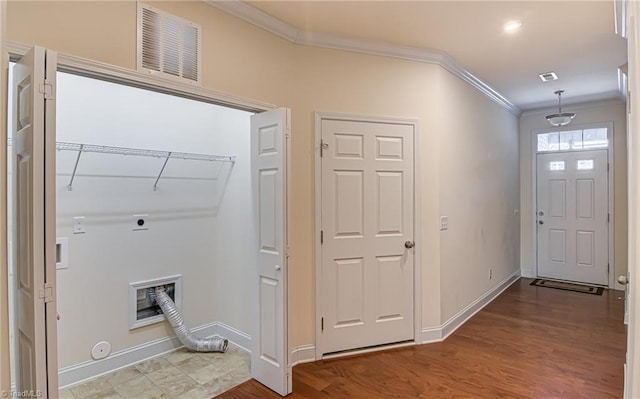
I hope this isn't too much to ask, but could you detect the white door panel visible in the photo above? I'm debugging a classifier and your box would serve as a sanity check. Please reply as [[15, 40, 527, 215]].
[[624, 5, 638, 396], [250, 108, 290, 396], [321, 119, 414, 354], [13, 46, 58, 398], [536, 150, 608, 285]]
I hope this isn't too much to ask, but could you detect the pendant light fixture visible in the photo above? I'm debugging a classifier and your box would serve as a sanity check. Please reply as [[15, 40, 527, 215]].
[[546, 90, 576, 127]]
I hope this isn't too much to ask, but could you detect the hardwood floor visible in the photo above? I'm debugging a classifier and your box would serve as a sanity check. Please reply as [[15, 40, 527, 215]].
[[218, 278, 627, 398]]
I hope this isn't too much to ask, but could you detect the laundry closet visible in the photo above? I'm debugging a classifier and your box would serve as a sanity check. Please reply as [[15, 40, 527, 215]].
[[7, 57, 289, 398]]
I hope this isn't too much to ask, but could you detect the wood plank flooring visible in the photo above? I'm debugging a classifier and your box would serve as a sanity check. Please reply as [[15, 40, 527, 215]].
[[218, 278, 627, 398]]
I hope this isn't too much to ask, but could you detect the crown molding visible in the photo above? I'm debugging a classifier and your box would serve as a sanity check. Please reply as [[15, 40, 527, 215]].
[[205, 0, 298, 41], [520, 97, 625, 118], [208, 0, 520, 116]]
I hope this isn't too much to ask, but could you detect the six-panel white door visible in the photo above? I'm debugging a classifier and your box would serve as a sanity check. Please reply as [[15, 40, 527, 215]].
[[320, 118, 414, 354], [250, 108, 290, 396], [536, 150, 608, 285], [13, 46, 58, 398]]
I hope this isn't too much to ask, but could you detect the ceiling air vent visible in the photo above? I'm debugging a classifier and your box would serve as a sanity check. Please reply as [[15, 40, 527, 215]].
[[539, 71, 559, 82], [137, 3, 201, 84]]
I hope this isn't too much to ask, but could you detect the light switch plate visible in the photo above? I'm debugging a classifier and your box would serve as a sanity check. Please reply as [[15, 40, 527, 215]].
[[440, 216, 449, 231]]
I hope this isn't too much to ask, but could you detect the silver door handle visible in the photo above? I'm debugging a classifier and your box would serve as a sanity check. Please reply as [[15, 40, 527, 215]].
[[618, 275, 628, 285], [404, 241, 415, 249], [538, 220, 544, 225], [275, 265, 281, 271]]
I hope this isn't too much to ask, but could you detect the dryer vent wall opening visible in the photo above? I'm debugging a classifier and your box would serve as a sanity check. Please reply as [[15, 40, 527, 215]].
[[129, 275, 183, 330], [154, 287, 228, 353], [137, 283, 175, 321]]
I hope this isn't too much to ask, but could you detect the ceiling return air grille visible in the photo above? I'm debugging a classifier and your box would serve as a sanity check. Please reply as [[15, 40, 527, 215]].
[[137, 3, 201, 84]]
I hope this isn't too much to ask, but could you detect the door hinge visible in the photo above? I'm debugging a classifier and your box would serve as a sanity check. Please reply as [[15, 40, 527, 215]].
[[320, 230, 323, 244], [39, 81, 54, 100], [608, 213, 610, 222], [607, 163, 610, 172], [321, 317, 324, 331], [608, 263, 610, 273], [320, 139, 328, 157], [39, 282, 54, 303]]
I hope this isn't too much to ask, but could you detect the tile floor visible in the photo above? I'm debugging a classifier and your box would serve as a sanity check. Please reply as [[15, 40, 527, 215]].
[[59, 344, 251, 399]]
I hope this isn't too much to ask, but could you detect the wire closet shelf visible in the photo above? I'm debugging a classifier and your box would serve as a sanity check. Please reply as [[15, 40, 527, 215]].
[[7, 138, 236, 190]]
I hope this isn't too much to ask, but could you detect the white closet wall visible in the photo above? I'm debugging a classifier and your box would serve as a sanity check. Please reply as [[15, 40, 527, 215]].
[[55, 73, 253, 368]]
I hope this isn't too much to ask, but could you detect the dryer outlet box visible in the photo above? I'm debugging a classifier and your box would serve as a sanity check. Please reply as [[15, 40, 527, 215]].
[[132, 214, 149, 231]]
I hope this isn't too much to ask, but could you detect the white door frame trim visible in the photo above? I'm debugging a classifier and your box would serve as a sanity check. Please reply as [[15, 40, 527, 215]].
[[7, 41, 275, 113], [530, 121, 617, 289], [5, 40, 296, 383], [314, 112, 422, 359]]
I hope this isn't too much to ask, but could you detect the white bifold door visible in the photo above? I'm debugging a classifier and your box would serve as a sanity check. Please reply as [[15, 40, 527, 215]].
[[12, 47, 58, 397], [250, 108, 291, 396], [320, 118, 415, 355], [536, 150, 608, 285]]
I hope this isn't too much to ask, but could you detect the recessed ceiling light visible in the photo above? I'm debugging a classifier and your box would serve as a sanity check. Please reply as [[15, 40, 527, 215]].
[[539, 71, 559, 82], [503, 20, 522, 33]]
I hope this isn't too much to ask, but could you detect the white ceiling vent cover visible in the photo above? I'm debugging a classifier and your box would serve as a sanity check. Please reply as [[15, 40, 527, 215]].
[[137, 3, 201, 84], [539, 71, 559, 82]]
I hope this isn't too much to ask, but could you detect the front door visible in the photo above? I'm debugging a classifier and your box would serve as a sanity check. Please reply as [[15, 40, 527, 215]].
[[12, 46, 58, 397], [536, 150, 608, 285], [320, 118, 415, 355]]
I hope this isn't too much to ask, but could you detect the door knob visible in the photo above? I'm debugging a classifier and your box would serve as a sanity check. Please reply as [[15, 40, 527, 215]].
[[538, 220, 544, 225], [618, 275, 628, 285], [275, 265, 281, 271], [404, 241, 415, 249]]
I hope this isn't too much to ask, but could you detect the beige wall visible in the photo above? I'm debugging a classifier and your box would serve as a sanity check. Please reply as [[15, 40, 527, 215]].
[[7, 0, 520, 368], [519, 100, 628, 283], [437, 68, 520, 322], [7, 1, 295, 106], [1, 0, 12, 392], [290, 45, 443, 335]]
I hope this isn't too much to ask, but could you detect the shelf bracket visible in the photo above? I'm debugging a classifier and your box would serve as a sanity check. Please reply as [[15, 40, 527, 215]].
[[67, 144, 84, 191], [153, 152, 172, 191]]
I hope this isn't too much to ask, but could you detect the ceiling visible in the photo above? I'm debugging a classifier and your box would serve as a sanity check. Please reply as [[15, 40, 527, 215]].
[[245, 1, 627, 111]]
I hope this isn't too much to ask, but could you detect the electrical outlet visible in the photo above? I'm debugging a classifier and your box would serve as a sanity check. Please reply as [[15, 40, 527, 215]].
[[489, 269, 493, 280], [440, 216, 449, 231], [72, 216, 86, 234], [132, 214, 149, 231]]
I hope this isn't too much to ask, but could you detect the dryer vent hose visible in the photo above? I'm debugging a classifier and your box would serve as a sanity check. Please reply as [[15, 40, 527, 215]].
[[154, 287, 228, 353]]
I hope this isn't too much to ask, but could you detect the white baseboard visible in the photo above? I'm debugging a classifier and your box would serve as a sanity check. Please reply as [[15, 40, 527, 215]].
[[520, 268, 536, 278], [420, 326, 443, 343], [290, 345, 316, 367], [60, 271, 520, 387], [212, 321, 252, 353], [420, 270, 521, 344], [288, 271, 521, 366], [59, 321, 251, 389]]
